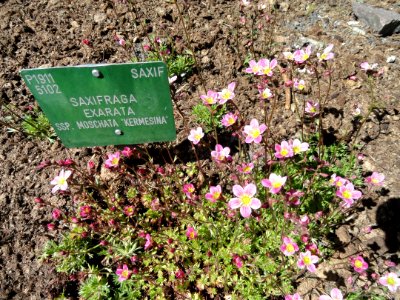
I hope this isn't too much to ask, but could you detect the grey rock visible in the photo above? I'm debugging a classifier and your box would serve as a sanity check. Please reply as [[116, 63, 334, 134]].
[[352, 2, 400, 36], [93, 13, 107, 24], [386, 55, 396, 63]]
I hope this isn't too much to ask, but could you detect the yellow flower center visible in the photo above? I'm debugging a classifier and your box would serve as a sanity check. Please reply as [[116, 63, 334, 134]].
[[112, 158, 119, 165], [221, 90, 232, 100], [190, 232, 195, 239], [121, 270, 129, 278], [320, 53, 327, 60], [57, 178, 66, 185], [286, 244, 294, 253], [303, 256, 311, 265], [250, 128, 260, 139], [336, 181, 342, 187], [206, 97, 214, 104], [213, 192, 221, 199], [355, 260, 363, 268], [302, 54, 309, 61], [272, 182, 282, 189], [293, 146, 300, 154], [252, 65, 260, 73], [194, 134, 202, 141], [241, 195, 252, 206], [371, 178, 379, 184], [342, 190, 352, 199], [281, 148, 288, 156], [263, 67, 272, 75], [310, 107, 316, 113], [388, 277, 395, 285], [262, 90, 271, 99]]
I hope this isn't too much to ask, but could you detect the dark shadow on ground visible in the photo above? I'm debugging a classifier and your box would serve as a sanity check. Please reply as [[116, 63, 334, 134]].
[[376, 197, 400, 253]]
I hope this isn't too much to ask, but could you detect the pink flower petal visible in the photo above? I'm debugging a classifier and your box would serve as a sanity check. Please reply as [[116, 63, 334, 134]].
[[232, 185, 244, 197], [243, 183, 257, 196], [250, 198, 261, 209], [229, 198, 242, 209], [240, 206, 251, 218]]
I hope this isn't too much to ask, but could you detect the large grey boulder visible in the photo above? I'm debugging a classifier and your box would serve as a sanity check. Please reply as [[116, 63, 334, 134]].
[[352, 2, 400, 36]]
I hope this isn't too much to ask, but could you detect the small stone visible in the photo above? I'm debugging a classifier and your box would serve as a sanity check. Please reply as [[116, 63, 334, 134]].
[[298, 37, 324, 49], [70, 20, 79, 28], [93, 13, 107, 23], [351, 27, 366, 35], [347, 21, 360, 26], [386, 55, 396, 63], [352, 2, 400, 36], [336, 226, 351, 244]]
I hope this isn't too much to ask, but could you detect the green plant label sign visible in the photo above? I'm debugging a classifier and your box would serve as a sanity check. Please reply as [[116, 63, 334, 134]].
[[20, 62, 176, 148]]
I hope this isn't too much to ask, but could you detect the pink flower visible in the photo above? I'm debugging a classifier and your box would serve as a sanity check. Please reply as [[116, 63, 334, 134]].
[[238, 162, 254, 174], [183, 183, 195, 198], [336, 182, 362, 207], [329, 174, 349, 188], [221, 112, 238, 127], [259, 87, 273, 99], [243, 119, 267, 144], [175, 269, 185, 279], [379, 272, 400, 293], [121, 147, 133, 157], [188, 127, 204, 145], [351, 256, 368, 273], [186, 226, 198, 239], [317, 44, 334, 61], [218, 82, 236, 104], [293, 78, 305, 90], [360, 62, 378, 72], [305, 101, 319, 116], [275, 140, 294, 159], [80, 205, 92, 218], [116, 264, 132, 282], [200, 90, 218, 105], [258, 58, 278, 76], [280, 237, 299, 256], [233, 255, 243, 268], [50, 169, 72, 193], [283, 51, 295, 61], [124, 205, 135, 217], [305, 243, 320, 256], [245, 60, 262, 75], [285, 190, 304, 206], [319, 288, 343, 300], [285, 294, 302, 300], [365, 172, 385, 186], [87, 160, 95, 171], [205, 185, 222, 202], [261, 173, 287, 194], [211, 144, 231, 163], [105, 152, 121, 168], [52, 209, 62, 220], [228, 183, 261, 218], [144, 233, 152, 250], [299, 215, 310, 226], [294, 46, 312, 63], [297, 250, 319, 272], [47, 223, 56, 230], [291, 139, 309, 154]]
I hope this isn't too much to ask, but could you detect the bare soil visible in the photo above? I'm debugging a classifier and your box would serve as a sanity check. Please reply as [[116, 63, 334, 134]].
[[0, 0, 399, 299]]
